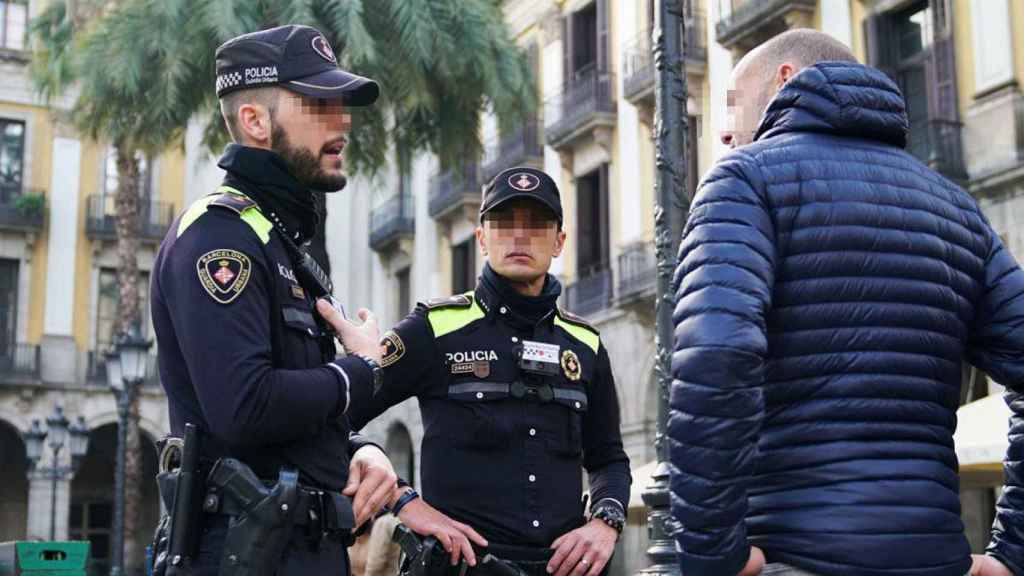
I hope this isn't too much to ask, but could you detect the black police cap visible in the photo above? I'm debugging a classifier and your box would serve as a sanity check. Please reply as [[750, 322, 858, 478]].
[[480, 167, 562, 225], [215, 25, 379, 106]]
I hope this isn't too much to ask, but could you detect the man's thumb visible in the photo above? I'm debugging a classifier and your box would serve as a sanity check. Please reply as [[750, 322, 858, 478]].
[[343, 463, 361, 496]]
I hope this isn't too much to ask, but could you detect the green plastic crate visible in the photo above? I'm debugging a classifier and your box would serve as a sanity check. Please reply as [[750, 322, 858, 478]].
[[0, 541, 90, 576]]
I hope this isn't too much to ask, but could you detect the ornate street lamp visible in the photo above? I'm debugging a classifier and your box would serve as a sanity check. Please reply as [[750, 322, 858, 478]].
[[23, 406, 90, 541], [108, 323, 152, 576], [641, 0, 690, 575]]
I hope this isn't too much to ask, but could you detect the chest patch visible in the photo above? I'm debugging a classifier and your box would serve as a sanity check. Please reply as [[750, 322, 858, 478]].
[[197, 249, 251, 304], [561, 349, 582, 381]]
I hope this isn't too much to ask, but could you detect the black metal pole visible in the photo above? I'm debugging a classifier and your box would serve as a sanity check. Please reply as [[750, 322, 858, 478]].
[[110, 385, 132, 576], [49, 444, 63, 541], [641, 0, 689, 574]]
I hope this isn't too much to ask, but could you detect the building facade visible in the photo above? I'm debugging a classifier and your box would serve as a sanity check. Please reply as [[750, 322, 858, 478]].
[[0, 1, 195, 573]]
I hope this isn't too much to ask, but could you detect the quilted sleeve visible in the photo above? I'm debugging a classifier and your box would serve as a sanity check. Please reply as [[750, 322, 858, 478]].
[[967, 230, 1024, 573], [669, 149, 776, 576]]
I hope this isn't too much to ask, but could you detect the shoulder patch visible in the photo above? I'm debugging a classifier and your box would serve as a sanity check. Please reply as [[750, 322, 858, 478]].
[[196, 249, 252, 304], [208, 192, 258, 215], [380, 330, 406, 368], [424, 294, 472, 310]]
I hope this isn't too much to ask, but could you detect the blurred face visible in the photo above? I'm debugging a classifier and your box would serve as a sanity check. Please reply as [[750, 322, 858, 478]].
[[722, 62, 771, 149], [476, 199, 566, 285], [271, 92, 352, 191]]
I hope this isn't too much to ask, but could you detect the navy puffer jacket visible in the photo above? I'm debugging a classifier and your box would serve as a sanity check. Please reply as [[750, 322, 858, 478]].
[[669, 61, 1024, 576]]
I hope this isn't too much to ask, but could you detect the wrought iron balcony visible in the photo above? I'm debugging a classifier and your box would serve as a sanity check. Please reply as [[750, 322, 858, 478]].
[[545, 68, 617, 150], [563, 266, 614, 318], [86, 350, 161, 387], [85, 195, 175, 242], [428, 163, 481, 220], [716, 0, 815, 51], [481, 120, 545, 182], [623, 14, 707, 106], [908, 119, 968, 182], [369, 195, 415, 252], [617, 242, 657, 304], [0, 343, 40, 380], [0, 185, 46, 232]]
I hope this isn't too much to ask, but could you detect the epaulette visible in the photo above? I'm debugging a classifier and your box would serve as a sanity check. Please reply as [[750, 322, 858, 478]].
[[557, 308, 599, 333], [208, 192, 258, 215], [424, 294, 473, 310]]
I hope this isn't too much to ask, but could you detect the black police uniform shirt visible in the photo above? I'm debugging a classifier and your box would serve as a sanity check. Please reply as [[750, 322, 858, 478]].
[[151, 144, 377, 490], [347, 265, 632, 547]]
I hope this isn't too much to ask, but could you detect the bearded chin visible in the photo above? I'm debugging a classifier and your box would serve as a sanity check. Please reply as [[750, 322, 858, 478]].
[[271, 125, 348, 192]]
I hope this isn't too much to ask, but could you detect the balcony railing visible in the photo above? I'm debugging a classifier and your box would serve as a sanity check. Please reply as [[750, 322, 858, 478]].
[[908, 119, 968, 182], [617, 242, 657, 303], [0, 185, 46, 231], [563, 266, 614, 318], [85, 195, 175, 241], [623, 14, 706, 104], [86, 351, 160, 387], [428, 163, 481, 220], [545, 68, 617, 149], [481, 120, 544, 182], [369, 195, 415, 252], [0, 343, 40, 379], [716, 0, 815, 50]]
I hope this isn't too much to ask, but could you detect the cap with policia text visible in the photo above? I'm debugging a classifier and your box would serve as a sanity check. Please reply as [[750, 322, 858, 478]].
[[480, 167, 563, 225], [215, 24, 380, 105]]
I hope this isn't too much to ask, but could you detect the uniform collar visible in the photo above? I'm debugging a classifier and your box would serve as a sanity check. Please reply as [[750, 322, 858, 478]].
[[217, 144, 319, 245], [475, 263, 561, 329]]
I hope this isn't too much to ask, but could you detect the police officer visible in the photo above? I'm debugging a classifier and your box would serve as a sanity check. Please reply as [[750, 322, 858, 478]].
[[152, 25, 399, 575], [324, 167, 632, 576]]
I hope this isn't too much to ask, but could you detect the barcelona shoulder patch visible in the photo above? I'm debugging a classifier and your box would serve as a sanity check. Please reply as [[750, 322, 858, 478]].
[[197, 249, 252, 304]]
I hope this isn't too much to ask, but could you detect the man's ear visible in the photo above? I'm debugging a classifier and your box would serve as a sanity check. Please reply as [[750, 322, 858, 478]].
[[776, 63, 797, 90], [553, 229, 566, 258], [475, 225, 487, 256], [237, 103, 273, 147]]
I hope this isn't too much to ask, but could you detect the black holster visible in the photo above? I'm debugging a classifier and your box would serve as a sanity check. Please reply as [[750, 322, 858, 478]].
[[152, 424, 203, 576], [207, 458, 300, 576]]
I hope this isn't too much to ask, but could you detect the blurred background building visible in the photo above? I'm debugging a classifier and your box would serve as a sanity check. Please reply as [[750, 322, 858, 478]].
[[1, 0, 1023, 574]]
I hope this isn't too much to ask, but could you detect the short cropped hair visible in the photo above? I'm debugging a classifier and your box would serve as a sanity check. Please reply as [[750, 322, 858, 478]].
[[219, 86, 282, 142]]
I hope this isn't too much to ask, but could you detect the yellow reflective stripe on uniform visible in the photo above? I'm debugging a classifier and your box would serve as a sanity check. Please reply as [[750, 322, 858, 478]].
[[554, 316, 600, 354], [428, 294, 484, 338], [176, 195, 217, 238], [176, 186, 273, 244], [239, 209, 272, 244]]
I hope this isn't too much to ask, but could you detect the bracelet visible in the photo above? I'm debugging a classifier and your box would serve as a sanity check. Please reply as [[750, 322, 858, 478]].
[[391, 488, 420, 516]]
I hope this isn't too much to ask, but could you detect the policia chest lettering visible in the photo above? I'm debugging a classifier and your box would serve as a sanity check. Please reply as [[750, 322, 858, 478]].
[[423, 293, 598, 406]]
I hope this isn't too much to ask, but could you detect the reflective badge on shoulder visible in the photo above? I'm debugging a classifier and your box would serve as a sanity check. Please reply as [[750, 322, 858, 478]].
[[380, 331, 406, 367], [197, 249, 252, 304]]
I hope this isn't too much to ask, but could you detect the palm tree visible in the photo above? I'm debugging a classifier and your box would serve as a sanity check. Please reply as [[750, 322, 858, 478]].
[[31, 0, 534, 571]]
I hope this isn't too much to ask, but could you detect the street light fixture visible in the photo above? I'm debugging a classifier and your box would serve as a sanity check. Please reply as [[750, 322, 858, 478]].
[[108, 322, 152, 576], [23, 406, 90, 541]]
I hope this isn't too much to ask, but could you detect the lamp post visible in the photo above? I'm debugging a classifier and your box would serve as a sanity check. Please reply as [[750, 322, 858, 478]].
[[641, 0, 689, 575], [23, 406, 90, 541], [107, 323, 152, 576]]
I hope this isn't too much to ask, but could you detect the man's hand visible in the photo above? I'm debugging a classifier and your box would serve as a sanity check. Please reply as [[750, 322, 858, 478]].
[[343, 445, 397, 528], [737, 546, 765, 576], [547, 519, 618, 576], [396, 496, 488, 567], [317, 300, 383, 363], [971, 555, 1012, 576]]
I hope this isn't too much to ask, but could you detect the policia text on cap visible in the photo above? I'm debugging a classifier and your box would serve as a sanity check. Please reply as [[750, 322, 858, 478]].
[[148, 25, 457, 576]]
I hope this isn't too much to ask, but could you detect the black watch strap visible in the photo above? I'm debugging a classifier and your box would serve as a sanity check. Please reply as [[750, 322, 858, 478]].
[[590, 498, 625, 534]]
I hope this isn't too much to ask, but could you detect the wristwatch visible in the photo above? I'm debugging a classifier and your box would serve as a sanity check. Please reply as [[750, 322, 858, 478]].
[[590, 499, 626, 535], [354, 354, 383, 392]]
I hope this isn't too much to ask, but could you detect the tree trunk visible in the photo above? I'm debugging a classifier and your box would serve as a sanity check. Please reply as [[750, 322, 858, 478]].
[[113, 143, 143, 573]]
